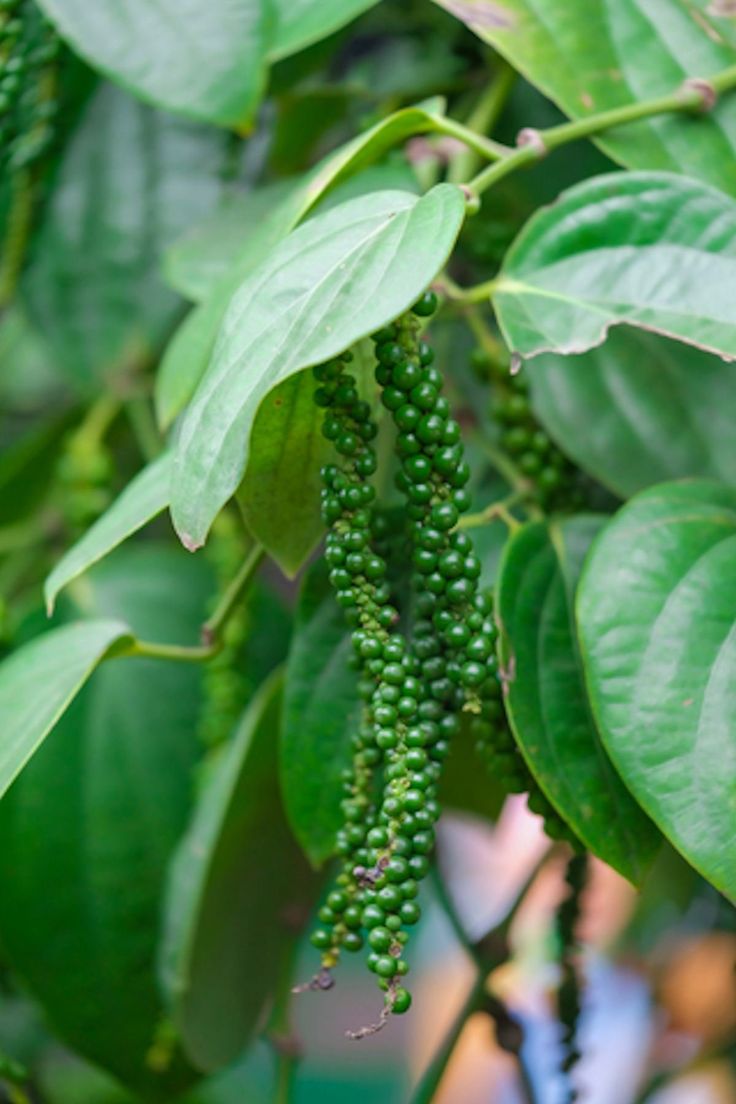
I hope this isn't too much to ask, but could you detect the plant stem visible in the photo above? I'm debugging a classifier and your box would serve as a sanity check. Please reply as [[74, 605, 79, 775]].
[[201, 542, 265, 645], [125, 395, 164, 461], [432, 115, 510, 163], [410, 971, 488, 1104], [0, 170, 34, 307], [475, 438, 543, 519], [448, 62, 517, 184], [459, 492, 524, 532], [120, 543, 265, 664], [467, 64, 736, 197], [124, 639, 220, 663]]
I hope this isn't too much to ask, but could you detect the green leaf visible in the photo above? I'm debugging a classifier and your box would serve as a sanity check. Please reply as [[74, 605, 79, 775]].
[[22, 84, 228, 391], [171, 183, 465, 550], [493, 171, 736, 363], [528, 329, 736, 498], [162, 182, 298, 304], [239, 340, 378, 575], [0, 411, 74, 527], [281, 563, 359, 865], [155, 161, 421, 430], [577, 481, 736, 901], [36, 0, 268, 127], [155, 103, 446, 430], [432, 0, 736, 195], [496, 517, 660, 883], [0, 618, 131, 801], [44, 452, 173, 614], [270, 0, 381, 61], [0, 546, 212, 1092], [160, 669, 316, 1071], [155, 183, 306, 430], [236, 374, 329, 577]]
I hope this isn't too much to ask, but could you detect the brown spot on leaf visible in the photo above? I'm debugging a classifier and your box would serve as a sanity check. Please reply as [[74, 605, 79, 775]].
[[709, 0, 736, 13], [580, 91, 594, 109]]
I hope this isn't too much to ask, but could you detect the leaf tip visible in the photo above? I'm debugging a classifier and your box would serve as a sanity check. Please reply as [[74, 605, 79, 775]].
[[179, 532, 204, 553]]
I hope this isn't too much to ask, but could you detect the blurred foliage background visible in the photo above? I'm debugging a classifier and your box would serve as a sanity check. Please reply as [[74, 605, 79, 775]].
[[0, 0, 735, 1102]]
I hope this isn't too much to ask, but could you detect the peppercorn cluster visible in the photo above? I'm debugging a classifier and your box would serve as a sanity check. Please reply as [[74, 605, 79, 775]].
[[305, 293, 584, 1032], [471, 346, 587, 512], [0, 0, 60, 175], [555, 852, 589, 1102], [305, 291, 511, 1029]]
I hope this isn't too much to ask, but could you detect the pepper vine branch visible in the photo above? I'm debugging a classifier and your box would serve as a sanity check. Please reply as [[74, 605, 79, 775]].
[[121, 542, 266, 664], [466, 63, 736, 197]]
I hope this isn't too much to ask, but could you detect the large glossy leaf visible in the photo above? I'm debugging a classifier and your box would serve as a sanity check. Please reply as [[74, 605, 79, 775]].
[[281, 564, 359, 865], [493, 172, 736, 362], [171, 184, 465, 550], [528, 329, 736, 498], [36, 0, 268, 127], [577, 481, 736, 900], [433, 0, 736, 195], [160, 669, 316, 1071], [270, 0, 381, 61], [0, 619, 131, 801], [496, 518, 660, 882], [0, 547, 212, 1093], [22, 84, 227, 390], [45, 452, 173, 614]]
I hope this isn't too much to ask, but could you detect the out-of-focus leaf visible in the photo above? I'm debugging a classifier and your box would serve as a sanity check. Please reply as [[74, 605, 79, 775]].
[[23, 84, 228, 391], [270, 0, 381, 61], [36, 0, 268, 127], [45, 452, 173, 614], [0, 618, 131, 800], [160, 669, 316, 1071], [281, 563, 359, 865], [0, 546, 212, 1093]]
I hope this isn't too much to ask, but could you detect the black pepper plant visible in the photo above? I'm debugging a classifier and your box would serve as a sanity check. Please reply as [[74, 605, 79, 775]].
[[0, 2, 735, 1103]]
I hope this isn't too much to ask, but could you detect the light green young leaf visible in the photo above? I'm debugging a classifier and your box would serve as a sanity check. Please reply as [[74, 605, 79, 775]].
[[496, 518, 660, 883], [528, 329, 736, 498], [432, 0, 736, 195], [155, 152, 427, 429], [171, 184, 465, 550], [36, 0, 269, 127], [577, 481, 736, 901], [0, 619, 132, 800], [494, 172, 736, 362], [45, 453, 172, 614], [160, 669, 316, 1071], [162, 182, 298, 304]]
